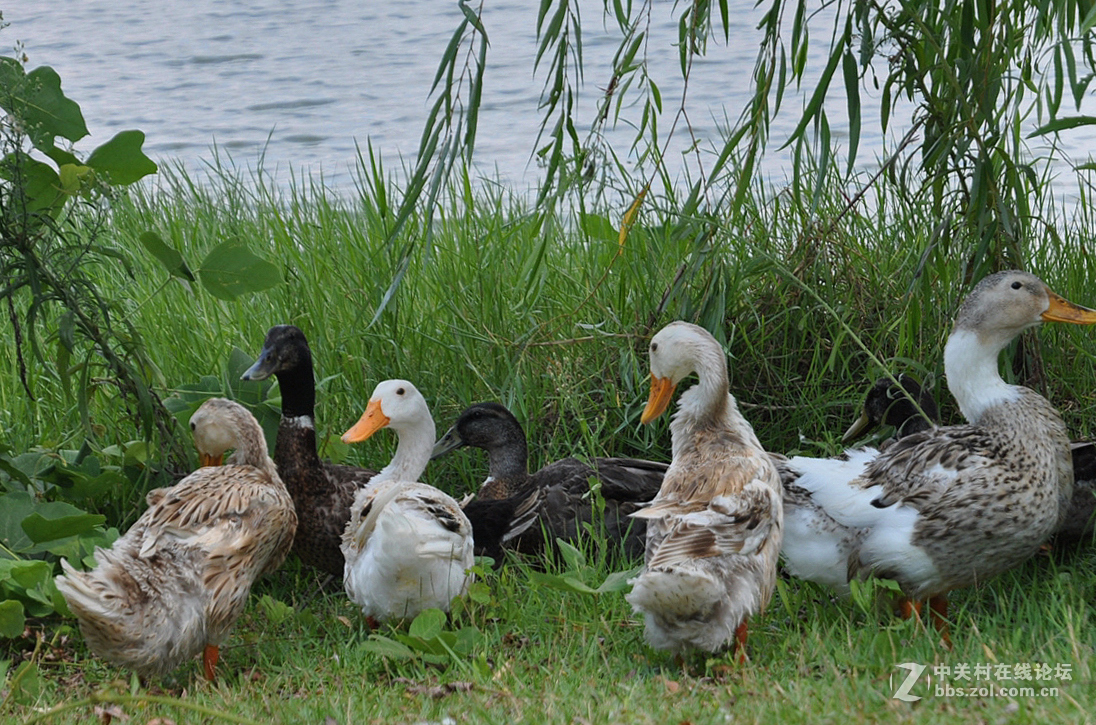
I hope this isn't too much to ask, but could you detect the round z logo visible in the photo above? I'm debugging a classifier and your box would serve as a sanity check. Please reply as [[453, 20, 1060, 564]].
[[892, 663, 927, 702]]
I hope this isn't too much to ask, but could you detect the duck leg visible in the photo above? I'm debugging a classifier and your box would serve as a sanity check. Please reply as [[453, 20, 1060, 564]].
[[928, 594, 951, 648], [202, 644, 220, 681], [733, 620, 749, 664], [898, 598, 923, 620]]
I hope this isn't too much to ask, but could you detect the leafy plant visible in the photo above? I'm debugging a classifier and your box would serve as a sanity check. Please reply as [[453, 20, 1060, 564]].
[[138, 231, 282, 301], [0, 443, 124, 637], [359, 607, 486, 673], [527, 539, 639, 597], [0, 40, 185, 463]]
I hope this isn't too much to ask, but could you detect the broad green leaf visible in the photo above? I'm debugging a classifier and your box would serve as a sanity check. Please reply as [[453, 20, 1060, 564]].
[[57, 163, 93, 195], [527, 570, 598, 595], [42, 144, 80, 168], [2, 154, 66, 218], [22, 510, 106, 543], [452, 625, 483, 654], [199, 241, 283, 300], [0, 61, 88, 149], [0, 600, 24, 638], [140, 231, 196, 281], [0, 492, 39, 553], [258, 594, 294, 625], [0, 560, 51, 590], [85, 130, 158, 185], [595, 565, 641, 594], [579, 213, 616, 241], [555, 539, 587, 571], [408, 607, 446, 640], [359, 635, 416, 660], [0, 455, 32, 488], [467, 581, 491, 605], [9, 661, 41, 705]]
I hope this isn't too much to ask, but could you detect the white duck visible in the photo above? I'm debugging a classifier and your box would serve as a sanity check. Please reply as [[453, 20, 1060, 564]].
[[339, 380, 474, 623], [626, 321, 783, 657], [779, 271, 1096, 639], [55, 398, 296, 680]]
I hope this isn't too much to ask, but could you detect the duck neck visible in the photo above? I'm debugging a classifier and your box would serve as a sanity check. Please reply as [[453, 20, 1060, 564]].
[[276, 354, 316, 420], [674, 352, 730, 426], [272, 355, 322, 475], [944, 328, 1020, 423], [481, 440, 528, 499], [375, 417, 435, 485], [226, 425, 280, 481]]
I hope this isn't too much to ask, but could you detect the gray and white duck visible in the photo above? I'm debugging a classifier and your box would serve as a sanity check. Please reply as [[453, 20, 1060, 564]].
[[778, 271, 1096, 641], [847, 374, 1095, 548]]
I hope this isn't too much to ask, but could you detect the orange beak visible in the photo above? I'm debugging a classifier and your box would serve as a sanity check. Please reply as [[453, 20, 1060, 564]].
[[640, 374, 676, 424], [1042, 288, 1096, 324], [342, 398, 390, 443], [199, 452, 224, 467]]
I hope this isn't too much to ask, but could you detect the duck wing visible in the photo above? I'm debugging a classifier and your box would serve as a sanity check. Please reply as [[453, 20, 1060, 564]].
[[589, 457, 667, 502]]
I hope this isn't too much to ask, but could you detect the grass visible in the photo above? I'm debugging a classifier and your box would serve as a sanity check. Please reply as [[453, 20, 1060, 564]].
[[1, 156, 1094, 723]]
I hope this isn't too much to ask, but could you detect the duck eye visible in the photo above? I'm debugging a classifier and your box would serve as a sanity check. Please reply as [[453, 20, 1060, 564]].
[[396, 387, 405, 395], [651, 342, 659, 352], [1011, 281, 1023, 290], [190, 421, 196, 431]]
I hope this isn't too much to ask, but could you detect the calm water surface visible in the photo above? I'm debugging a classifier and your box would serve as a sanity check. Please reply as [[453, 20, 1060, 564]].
[[5, 1, 1094, 199]]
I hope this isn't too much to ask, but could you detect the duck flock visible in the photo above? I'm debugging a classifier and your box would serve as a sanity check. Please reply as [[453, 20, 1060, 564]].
[[54, 270, 1096, 678]]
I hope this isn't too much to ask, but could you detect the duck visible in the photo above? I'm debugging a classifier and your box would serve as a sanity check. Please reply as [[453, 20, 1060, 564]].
[[55, 398, 297, 680], [847, 374, 1095, 547], [241, 324, 378, 577], [625, 321, 783, 657], [1059, 442, 1096, 546], [430, 401, 667, 560], [841, 373, 939, 446], [778, 271, 1096, 639], [339, 380, 536, 622]]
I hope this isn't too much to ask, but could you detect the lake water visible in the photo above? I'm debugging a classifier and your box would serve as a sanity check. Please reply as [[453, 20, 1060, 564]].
[[5, 1, 1095, 201]]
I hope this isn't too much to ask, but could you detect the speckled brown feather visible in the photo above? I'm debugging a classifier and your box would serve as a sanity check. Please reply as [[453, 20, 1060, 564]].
[[842, 389, 1072, 598], [626, 321, 783, 654], [274, 425, 377, 575], [55, 399, 296, 678]]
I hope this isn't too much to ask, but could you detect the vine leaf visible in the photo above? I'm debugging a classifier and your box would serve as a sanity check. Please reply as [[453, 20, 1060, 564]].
[[85, 130, 158, 185]]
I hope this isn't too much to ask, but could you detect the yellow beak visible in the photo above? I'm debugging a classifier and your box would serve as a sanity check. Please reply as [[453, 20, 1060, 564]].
[[199, 452, 224, 467], [1042, 288, 1096, 324], [342, 398, 391, 443], [641, 374, 676, 425]]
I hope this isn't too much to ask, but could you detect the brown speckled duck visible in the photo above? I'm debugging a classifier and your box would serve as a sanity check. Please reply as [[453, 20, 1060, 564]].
[[848, 374, 1095, 547], [626, 321, 783, 657], [242, 325, 377, 577], [55, 398, 296, 680], [779, 271, 1096, 640], [430, 401, 666, 560]]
